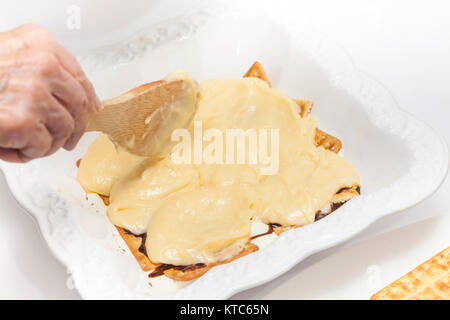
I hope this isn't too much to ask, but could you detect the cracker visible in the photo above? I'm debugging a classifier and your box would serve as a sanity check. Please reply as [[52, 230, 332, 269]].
[[371, 247, 450, 300], [294, 99, 314, 118], [332, 186, 360, 204], [116, 227, 158, 271], [272, 185, 360, 236], [243, 61, 272, 87], [314, 128, 342, 153], [116, 225, 258, 281], [243, 63, 341, 153], [160, 243, 259, 281]]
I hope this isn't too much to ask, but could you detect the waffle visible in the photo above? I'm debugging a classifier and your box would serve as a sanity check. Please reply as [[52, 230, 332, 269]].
[[371, 247, 450, 300], [108, 62, 360, 281]]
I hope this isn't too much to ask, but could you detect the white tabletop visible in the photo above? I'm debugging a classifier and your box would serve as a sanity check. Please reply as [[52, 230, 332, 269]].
[[0, 0, 448, 299]]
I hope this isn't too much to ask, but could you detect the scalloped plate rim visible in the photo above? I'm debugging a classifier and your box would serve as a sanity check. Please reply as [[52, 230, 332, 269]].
[[0, 2, 448, 299]]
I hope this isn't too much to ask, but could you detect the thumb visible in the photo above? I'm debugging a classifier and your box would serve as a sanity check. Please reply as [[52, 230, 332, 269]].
[[0, 148, 27, 163]]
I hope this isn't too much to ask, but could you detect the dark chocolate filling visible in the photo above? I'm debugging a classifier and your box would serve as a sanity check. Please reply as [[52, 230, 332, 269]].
[[123, 229, 148, 257], [314, 212, 329, 221], [249, 223, 281, 240], [314, 186, 361, 221], [149, 263, 207, 278]]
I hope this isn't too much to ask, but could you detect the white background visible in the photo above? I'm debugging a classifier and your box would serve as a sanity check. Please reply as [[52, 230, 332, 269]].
[[0, 0, 448, 299]]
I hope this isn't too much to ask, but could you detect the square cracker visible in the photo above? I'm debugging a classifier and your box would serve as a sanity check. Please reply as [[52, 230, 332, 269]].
[[371, 247, 450, 300], [243, 63, 341, 153], [243, 61, 272, 87]]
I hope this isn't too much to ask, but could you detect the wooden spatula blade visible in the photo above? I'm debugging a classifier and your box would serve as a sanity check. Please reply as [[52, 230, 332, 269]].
[[86, 78, 198, 158]]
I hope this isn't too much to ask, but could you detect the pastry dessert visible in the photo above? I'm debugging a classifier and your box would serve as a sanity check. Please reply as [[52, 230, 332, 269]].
[[77, 62, 361, 281], [371, 246, 450, 300]]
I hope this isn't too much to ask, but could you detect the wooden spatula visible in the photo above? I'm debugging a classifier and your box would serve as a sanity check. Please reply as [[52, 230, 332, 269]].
[[86, 78, 198, 158]]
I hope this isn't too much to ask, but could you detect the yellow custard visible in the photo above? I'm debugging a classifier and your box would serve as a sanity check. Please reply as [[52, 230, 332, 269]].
[[77, 75, 360, 266]]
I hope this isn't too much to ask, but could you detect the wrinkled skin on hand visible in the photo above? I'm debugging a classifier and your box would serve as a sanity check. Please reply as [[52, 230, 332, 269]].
[[0, 24, 100, 162]]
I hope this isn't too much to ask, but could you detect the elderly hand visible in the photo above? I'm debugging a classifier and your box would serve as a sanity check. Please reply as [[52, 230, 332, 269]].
[[0, 24, 100, 162]]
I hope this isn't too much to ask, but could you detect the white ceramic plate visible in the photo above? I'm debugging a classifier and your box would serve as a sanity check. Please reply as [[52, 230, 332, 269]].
[[1, 1, 448, 299]]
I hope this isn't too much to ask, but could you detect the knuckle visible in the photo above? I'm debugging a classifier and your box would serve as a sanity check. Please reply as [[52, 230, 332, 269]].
[[30, 124, 52, 156], [36, 53, 59, 77], [80, 94, 89, 110], [16, 113, 34, 132], [54, 114, 75, 140], [20, 24, 54, 38], [27, 79, 45, 102], [15, 24, 39, 33], [78, 86, 95, 112], [66, 116, 76, 133], [39, 27, 54, 39], [3, 110, 34, 134], [72, 91, 89, 115]]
